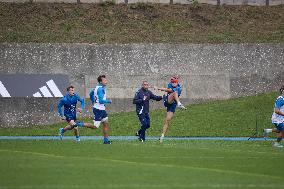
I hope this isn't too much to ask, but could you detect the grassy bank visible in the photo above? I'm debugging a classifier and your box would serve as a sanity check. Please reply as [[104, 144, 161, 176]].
[[0, 3, 283, 43]]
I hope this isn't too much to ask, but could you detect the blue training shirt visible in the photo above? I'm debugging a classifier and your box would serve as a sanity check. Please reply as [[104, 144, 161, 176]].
[[57, 93, 85, 118], [167, 83, 182, 96], [89, 83, 111, 110], [272, 95, 284, 124]]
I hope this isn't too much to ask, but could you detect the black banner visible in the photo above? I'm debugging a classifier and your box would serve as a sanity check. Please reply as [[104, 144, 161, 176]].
[[0, 74, 69, 97]]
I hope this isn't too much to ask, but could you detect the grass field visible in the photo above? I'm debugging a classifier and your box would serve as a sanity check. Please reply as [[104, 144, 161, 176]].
[[1, 92, 283, 189], [0, 140, 284, 189], [0, 92, 278, 137]]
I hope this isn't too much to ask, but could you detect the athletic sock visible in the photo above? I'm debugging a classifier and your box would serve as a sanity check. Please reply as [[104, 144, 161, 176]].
[[161, 134, 165, 138], [264, 129, 272, 133], [104, 137, 109, 143], [60, 128, 65, 133]]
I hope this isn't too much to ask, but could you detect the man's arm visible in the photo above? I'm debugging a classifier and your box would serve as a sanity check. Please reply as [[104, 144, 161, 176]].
[[133, 90, 143, 104], [274, 98, 284, 116], [274, 108, 284, 116], [177, 86, 182, 97], [149, 91, 162, 101], [89, 90, 95, 105], [77, 94, 85, 110], [57, 98, 64, 117], [97, 87, 111, 104], [155, 87, 173, 93]]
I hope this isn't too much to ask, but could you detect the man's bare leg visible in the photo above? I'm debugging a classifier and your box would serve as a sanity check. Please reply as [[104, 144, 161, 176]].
[[167, 92, 186, 109], [160, 112, 174, 142], [102, 120, 111, 144]]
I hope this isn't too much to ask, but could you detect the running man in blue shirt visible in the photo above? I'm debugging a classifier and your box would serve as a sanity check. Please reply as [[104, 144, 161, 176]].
[[133, 81, 162, 142], [154, 76, 187, 142], [58, 85, 86, 142], [89, 75, 112, 144], [263, 85, 284, 148]]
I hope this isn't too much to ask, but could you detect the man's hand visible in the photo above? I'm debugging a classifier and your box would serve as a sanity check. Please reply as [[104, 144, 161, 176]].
[[143, 96, 147, 101], [60, 115, 66, 120], [77, 108, 83, 114]]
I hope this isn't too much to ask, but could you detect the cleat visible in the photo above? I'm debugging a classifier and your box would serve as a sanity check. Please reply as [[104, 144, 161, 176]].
[[76, 137, 81, 142], [177, 103, 187, 110], [59, 128, 64, 140], [138, 138, 144, 143], [272, 142, 283, 148], [103, 141, 112, 144], [159, 136, 164, 143]]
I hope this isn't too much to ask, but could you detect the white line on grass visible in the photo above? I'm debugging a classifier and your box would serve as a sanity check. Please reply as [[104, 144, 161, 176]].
[[0, 149, 282, 180], [8, 183, 284, 189]]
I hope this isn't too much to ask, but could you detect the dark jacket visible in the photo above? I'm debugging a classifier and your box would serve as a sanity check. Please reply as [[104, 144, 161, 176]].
[[133, 88, 162, 114]]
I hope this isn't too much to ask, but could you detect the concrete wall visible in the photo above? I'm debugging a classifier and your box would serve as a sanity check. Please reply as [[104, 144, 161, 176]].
[[0, 43, 283, 127], [0, 0, 283, 5]]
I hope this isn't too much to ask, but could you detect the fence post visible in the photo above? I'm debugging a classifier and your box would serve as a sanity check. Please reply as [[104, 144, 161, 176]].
[[266, 0, 269, 6]]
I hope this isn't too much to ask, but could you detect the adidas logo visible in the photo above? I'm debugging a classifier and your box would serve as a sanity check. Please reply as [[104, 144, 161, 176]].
[[33, 79, 63, 97], [0, 81, 11, 97]]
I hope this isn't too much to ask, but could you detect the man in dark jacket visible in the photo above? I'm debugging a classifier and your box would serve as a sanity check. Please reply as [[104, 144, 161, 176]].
[[133, 81, 162, 142]]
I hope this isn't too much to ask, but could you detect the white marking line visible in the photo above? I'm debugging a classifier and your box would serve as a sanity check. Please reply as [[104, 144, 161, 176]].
[[7, 183, 284, 189], [46, 79, 63, 97], [0, 81, 11, 97], [32, 92, 42, 97], [0, 149, 281, 180], [39, 86, 53, 97]]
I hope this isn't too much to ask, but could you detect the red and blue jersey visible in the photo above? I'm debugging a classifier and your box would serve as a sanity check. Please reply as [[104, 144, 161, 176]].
[[167, 83, 182, 97]]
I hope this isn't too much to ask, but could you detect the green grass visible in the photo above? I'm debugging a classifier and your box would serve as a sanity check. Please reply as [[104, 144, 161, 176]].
[[0, 140, 284, 189], [0, 92, 278, 137], [0, 3, 283, 43]]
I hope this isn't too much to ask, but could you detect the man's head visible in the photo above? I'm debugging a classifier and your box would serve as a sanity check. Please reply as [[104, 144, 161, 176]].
[[97, 75, 107, 86], [141, 81, 149, 90], [67, 85, 75, 96], [170, 76, 179, 87], [280, 85, 284, 95]]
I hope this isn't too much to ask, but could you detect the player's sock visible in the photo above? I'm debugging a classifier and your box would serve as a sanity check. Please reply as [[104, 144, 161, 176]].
[[159, 134, 165, 142], [76, 136, 80, 142], [60, 128, 65, 134], [264, 129, 272, 133], [104, 137, 109, 143]]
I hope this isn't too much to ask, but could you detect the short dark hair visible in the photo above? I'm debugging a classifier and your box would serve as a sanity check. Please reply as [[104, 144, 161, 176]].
[[280, 86, 284, 94], [97, 75, 106, 83], [66, 85, 74, 91]]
